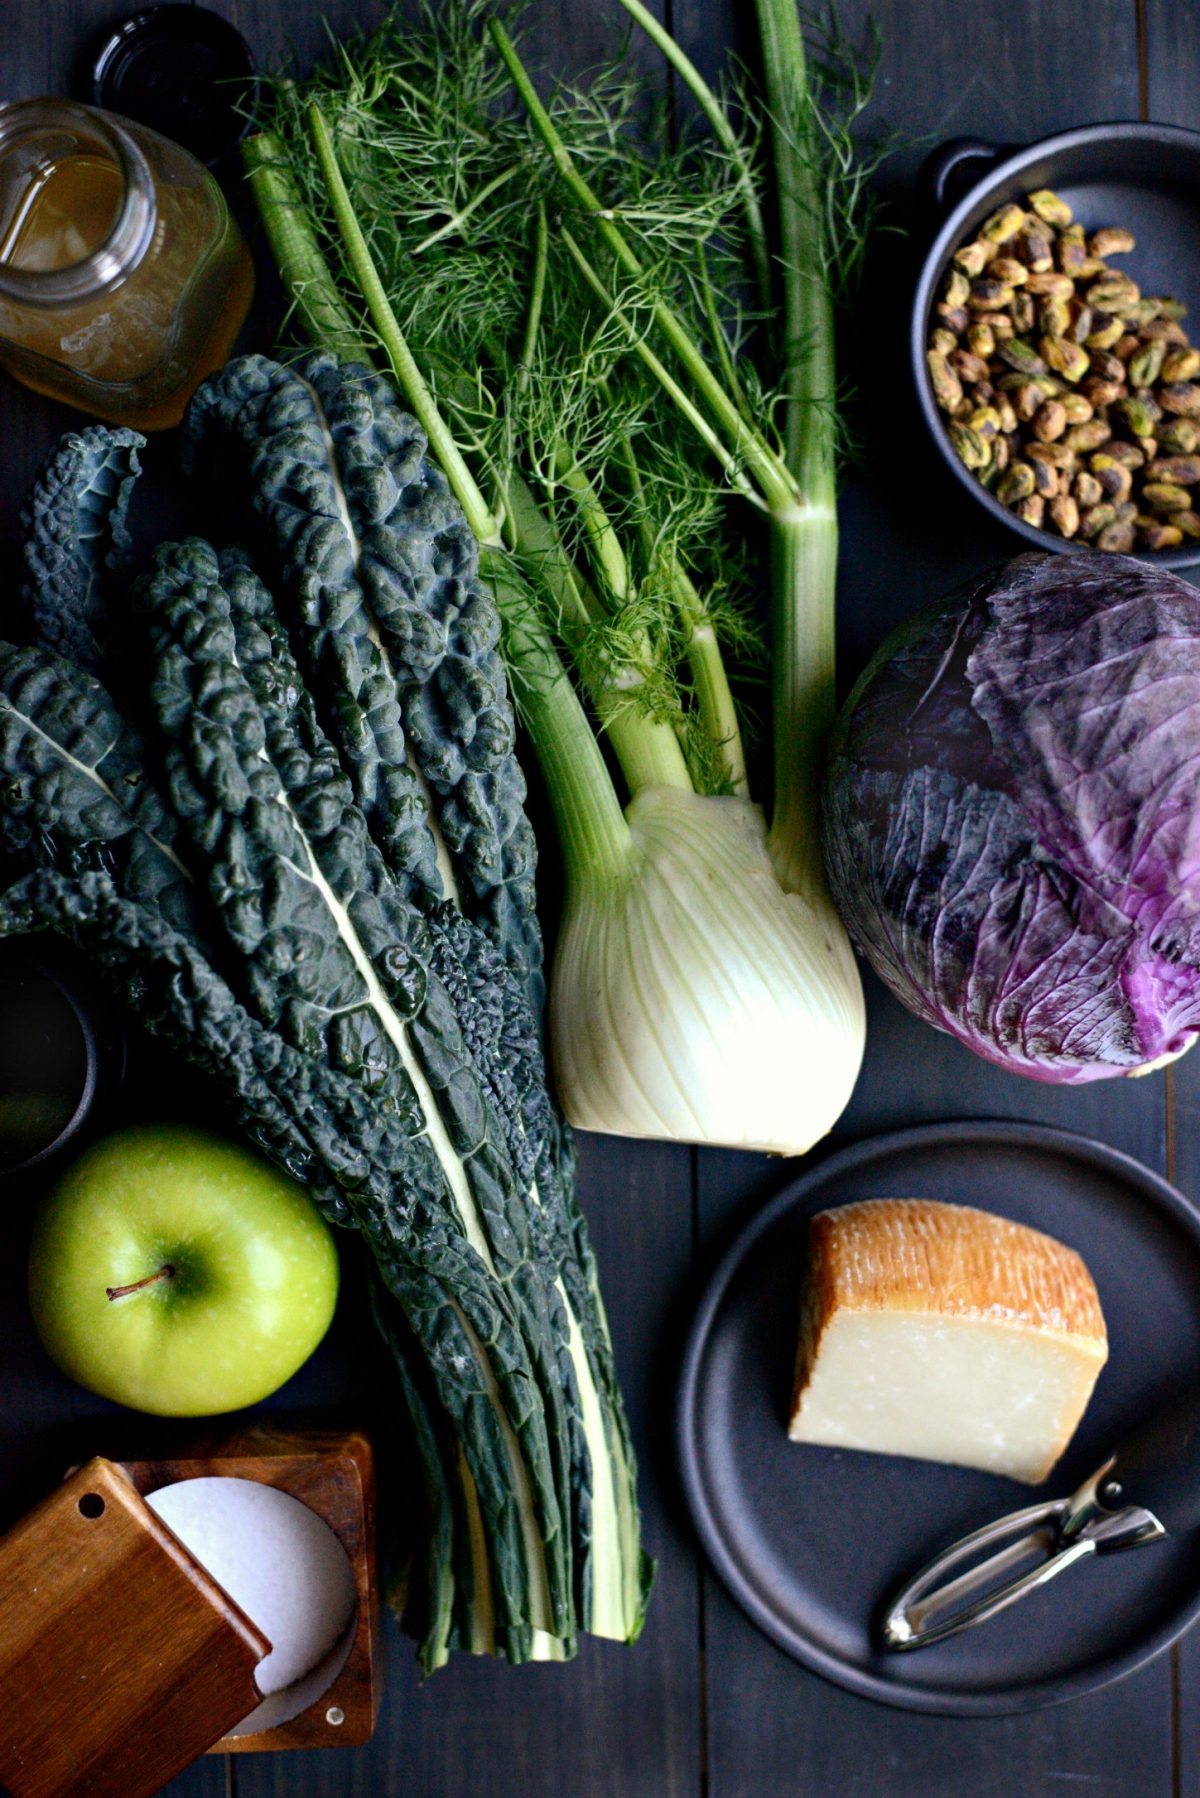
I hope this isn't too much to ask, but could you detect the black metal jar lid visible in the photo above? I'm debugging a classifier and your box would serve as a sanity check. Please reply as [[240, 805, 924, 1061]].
[[91, 4, 256, 167]]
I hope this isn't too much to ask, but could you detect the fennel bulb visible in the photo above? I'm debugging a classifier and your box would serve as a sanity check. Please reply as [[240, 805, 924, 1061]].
[[551, 787, 864, 1154]]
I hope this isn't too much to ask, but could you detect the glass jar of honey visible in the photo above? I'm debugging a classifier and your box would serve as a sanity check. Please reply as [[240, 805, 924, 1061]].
[[0, 98, 254, 430]]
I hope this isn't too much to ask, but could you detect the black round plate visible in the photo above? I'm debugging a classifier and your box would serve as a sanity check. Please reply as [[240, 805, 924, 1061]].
[[678, 1121, 1200, 1715]]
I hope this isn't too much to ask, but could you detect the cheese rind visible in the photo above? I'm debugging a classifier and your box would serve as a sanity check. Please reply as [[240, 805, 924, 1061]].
[[789, 1198, 1108, 1484]]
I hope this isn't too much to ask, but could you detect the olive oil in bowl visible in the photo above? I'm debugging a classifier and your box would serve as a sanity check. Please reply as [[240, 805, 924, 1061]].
[[0, 950, 89, 1172]]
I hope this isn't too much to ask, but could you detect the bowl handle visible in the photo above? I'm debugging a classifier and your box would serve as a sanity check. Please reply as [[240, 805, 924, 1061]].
[[917, 137, 1015, 225]]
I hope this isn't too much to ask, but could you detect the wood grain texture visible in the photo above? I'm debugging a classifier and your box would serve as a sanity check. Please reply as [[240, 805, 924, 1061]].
[[1169, 1061, 1200, 1798], [119, 1425, 379, 1754], [1142, 1, 1200, 130], [670, 0, 1174, 1790], [0, 1458, 268, 1798], [1141, 12, 1200, 1794], [0, 0, 1192, 1793], [1144, 11, 1200, 1796]]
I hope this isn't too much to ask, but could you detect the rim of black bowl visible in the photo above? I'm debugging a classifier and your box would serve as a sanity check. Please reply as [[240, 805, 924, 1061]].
[[0, 947, 106, 1179], [912, 120, 1200, 572]]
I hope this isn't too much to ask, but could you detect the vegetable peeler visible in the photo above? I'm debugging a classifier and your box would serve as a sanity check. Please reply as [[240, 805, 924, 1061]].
[[881, 1392, 1200, 1651]]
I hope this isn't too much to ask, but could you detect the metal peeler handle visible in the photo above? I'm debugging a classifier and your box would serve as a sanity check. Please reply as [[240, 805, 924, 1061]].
[[881, 1491, 1083, 1650], [881, 1456, 1167, 1653]]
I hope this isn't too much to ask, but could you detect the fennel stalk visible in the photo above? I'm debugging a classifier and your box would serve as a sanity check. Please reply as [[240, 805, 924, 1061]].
[[754, 0, 841, 900]]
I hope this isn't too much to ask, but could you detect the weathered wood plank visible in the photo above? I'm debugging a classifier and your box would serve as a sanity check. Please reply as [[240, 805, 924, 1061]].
[[196, 2, 705, 1795], [673, 0, 1174, 1788], [0, 7, 231, 1788], [1142, 0, 1200, 131], [1165, 1064, 1200, 1798], [1143, 10, 1200, 1796]]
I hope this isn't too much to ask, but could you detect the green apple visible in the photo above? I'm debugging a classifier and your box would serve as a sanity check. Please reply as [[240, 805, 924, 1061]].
[[28, 1123, 339, 1416]]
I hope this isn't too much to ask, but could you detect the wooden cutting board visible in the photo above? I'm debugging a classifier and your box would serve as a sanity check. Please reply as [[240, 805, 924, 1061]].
[[0, 1457, 270, 1798]]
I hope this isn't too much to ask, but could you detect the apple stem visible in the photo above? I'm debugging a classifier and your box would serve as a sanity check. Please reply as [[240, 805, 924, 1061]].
[[105, 1264, 176, 1302]]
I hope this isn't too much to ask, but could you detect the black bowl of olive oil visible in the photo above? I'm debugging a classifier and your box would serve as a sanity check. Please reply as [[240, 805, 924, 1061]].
[[0, 941, 124, 1178]]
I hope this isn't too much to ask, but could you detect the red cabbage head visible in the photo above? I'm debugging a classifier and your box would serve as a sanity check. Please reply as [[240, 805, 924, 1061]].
[[824, 552, 1200, 1083]]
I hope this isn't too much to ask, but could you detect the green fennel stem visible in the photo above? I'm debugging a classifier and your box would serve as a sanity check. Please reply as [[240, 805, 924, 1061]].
[[617, 432, 749, 795], [696, 238, 757, 433], [496, 467, 690, 795], [499, 467, 599, 640], [517, 201, 551, 388], [754, 0, 840, 897], [559, 230, 765, 513], [513, 211, 693, 797], [603, 701, 694, 793], [667, 566, 750, 797], [540, 447, 690, 788], [482, 545, 633, 894], [753, 0, 839, 494], [413, 162, 524, 256], [243, 134, 375, 364], [765, 506, 837, 897], [553, 446, 633, 608], [503, 207, 602, 646], [547, 448, 695, 793], [308, 102, 501, 544]]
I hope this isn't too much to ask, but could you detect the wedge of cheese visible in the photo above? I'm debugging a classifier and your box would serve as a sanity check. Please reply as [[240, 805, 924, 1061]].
[[788, 1198, 1107, 1484]]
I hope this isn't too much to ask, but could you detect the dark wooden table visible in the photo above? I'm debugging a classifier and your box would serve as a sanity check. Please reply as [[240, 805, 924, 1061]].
[[3, 0, 1198, 1793]]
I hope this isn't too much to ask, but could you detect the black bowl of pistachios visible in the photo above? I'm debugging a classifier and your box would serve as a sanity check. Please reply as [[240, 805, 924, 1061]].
[[912, 122, 1200, 568]]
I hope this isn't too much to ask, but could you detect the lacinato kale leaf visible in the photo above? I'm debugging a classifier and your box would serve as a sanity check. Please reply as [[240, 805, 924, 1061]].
[[21, 425, 142, 671]]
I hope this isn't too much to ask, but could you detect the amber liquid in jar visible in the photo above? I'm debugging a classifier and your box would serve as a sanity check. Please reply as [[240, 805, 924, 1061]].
[[0, 101, 253, 430], [1, 153, 121, 271]]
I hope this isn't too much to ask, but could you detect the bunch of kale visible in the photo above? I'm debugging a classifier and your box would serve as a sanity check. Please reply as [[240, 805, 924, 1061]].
[[0, 353, 650, 1669]]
